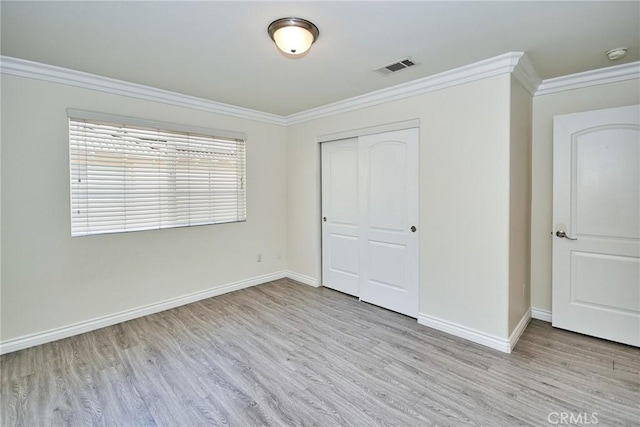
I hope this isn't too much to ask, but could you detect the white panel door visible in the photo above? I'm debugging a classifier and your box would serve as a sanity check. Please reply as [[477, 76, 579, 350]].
[[321, 138, 360, 296], [552, 104, 640, 346], [359, 129, 419, 317]]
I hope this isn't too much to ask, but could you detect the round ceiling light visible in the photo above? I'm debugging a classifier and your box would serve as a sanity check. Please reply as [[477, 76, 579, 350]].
[[268, 17, 319, 56], [606, 47, 628, 61]]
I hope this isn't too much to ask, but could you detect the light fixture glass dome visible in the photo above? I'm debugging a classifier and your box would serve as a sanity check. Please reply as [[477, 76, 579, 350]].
[[273, 26, 314, 55], [268, 17, 319, 56]]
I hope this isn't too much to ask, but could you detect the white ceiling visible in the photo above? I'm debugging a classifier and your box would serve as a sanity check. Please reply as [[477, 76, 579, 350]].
[[1, 1, 638, 116]]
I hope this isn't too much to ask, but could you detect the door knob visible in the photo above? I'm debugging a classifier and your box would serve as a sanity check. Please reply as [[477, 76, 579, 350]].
[[323, 217, 327, 222], [410, 226, 417, 232], [556, 230, 577, 240]]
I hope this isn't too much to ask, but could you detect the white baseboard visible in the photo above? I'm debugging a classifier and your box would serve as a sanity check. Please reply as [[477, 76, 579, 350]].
[[531, 307, 552, 323], [1, 269, 539, 356], [0, 271, 288, 355], [418, 309, 533, 354], [509, 308, 532, 352], [284, 270, 320, 287], [418, 313, 512, 353]]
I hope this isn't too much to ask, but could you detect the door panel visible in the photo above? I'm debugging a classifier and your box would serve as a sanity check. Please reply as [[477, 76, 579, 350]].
[[552, 104, 639, 346], [368, 143, 406, 231], [329, 234, 359, 276], [368, 241, 407, 289], [571, 252, 639, 313], [574, 129, 639, 239], [321, 139, 360, 296], [328, 149, 359, 225], [359, 129, 419, 317]]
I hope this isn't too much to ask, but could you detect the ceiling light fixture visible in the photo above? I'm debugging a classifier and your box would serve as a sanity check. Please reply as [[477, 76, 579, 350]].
[[268, 17, 319, 56], [606, 47, 628, 61]]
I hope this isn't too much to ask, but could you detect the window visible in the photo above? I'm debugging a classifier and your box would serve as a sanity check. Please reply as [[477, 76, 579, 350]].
[[69, 110, 246, 237]]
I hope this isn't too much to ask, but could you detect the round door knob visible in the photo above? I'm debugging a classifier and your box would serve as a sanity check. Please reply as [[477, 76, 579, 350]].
[[323, 217, 327, 222], [411, 226, 417, 232]]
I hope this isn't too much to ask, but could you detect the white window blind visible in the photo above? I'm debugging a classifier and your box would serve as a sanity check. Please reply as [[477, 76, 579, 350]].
[[69, 111, 246, 237]]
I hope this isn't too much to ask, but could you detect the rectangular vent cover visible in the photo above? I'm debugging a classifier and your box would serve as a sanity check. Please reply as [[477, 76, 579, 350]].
[[375, 58, 418, 75]]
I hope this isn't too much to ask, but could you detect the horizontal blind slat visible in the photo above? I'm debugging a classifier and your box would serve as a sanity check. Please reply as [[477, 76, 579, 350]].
[[70, 116, 246, 237]]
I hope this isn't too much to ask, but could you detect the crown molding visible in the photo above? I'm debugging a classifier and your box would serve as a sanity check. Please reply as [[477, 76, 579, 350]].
[[512, 53, 541, 95], [0, 56, 287, 126], [285, 52, 530, 125], [3, 53, 533, 127], [536, 61, 640, 96], [7, 54, 636, 127]]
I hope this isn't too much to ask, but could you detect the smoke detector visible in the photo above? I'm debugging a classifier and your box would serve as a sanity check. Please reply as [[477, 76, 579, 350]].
[[606, 48, 628, 61]]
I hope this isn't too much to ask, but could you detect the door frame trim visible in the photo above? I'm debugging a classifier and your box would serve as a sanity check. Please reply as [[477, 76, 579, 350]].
[[316, 119, 420, 144]]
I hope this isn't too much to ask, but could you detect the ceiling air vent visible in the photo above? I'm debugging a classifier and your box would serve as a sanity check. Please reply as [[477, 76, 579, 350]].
[[375, 58, 418, 75]]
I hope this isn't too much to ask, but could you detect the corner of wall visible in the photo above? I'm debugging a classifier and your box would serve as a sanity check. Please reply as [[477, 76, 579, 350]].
[[508, 75, 534, 337], [282, 125, 291, 274]]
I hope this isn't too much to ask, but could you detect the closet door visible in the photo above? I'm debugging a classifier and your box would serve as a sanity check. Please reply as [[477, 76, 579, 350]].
[[321, 138, 360, 296], [359, 129, 419, 317]]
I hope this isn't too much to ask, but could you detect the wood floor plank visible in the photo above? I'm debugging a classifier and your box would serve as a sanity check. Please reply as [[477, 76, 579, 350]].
[[92, 365, 156, 426], [2, 279, 638, 426]]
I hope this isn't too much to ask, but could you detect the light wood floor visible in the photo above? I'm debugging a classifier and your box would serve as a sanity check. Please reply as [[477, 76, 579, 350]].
[[1, 279, 638, 426]]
